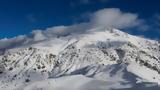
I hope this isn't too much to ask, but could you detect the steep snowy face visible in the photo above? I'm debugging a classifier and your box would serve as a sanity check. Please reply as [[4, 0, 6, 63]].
[[0, 47, 57, 89], [51, 28, 160, 83], [0, 27, 160, 90]]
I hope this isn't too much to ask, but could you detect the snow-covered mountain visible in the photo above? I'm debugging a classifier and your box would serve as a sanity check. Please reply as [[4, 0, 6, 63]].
[[0, 27, 160, 90]]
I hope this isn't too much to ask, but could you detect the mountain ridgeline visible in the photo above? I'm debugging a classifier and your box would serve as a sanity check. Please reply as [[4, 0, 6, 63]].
[[0, 27, 160, 90]]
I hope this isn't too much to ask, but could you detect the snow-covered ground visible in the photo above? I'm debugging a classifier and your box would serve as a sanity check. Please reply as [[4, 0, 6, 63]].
[[0, 27, 160, 90], [24, 64, 160, 90]]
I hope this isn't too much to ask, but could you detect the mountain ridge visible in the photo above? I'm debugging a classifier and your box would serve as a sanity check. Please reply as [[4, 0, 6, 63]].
[[0, 27, 160, 90]]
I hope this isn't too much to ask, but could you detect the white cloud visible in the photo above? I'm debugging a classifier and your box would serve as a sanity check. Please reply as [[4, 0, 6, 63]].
[[90, 8, 142, 29], [32, 30, 47, 41], [0, 35, 27, 50], [0, 8, 146, 50], [43, 23, 90, 37]]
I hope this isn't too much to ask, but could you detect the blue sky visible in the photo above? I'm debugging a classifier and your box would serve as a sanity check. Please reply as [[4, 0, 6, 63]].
[[0, 0, 160, 39]]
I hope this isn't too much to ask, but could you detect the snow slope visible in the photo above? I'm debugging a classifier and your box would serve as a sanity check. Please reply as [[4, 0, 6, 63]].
[[0, 27, 160, 90], [23, 65, 159, 90]]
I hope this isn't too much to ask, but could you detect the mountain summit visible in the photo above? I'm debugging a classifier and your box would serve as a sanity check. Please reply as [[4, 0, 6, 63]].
[[0, 27, 160, 90]]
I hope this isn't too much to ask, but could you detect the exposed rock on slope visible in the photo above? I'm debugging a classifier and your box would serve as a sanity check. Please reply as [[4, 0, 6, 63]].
[[0, 27, 160, 90]]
